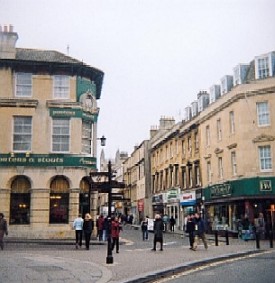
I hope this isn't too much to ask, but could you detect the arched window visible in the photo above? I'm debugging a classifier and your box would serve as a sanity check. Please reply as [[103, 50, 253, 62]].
[[79, 178, 90, 216], [49, 176, 69, 224], [10, 176, 31, 225]]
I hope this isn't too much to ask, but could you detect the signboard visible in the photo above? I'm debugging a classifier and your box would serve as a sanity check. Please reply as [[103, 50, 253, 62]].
[[210, 183, 232, 198], [260, 180, 272, 192], [167, 187, 180, 201], [138, 199, 144, 212], [148, 218, 154, 231], [49, 108, 96, 122], [0, 154, 97, 169], [180, 192, 196, 206]]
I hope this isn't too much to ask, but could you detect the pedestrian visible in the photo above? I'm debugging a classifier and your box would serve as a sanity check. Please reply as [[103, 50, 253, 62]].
[[97, 214, 104, 241], [141, 216, 149, 241], [73, 213, 84, 249], [170, 216, 176, 232], [152, 214, 164, 251], [102, 216, 109, 241], [83, 213, 94, 250], [111, 216, 122, 253], [0, 213, 8, 250], [192, 212, 208, 250], [185, 214, 195, 249], [163, 214, 169, 232]]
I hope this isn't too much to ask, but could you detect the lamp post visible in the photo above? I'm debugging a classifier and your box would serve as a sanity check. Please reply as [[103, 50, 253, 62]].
[[106, 160, 113, 264], [89, 158, 125, 264]]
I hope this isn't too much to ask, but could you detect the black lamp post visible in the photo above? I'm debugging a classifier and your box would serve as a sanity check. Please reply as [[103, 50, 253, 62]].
[[106, 160, 113, 264]]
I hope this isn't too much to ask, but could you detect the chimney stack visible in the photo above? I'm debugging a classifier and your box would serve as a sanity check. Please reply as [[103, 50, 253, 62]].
[[0, 24, 18, 59]]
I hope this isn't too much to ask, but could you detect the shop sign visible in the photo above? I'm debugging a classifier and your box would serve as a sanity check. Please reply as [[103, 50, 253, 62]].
[[260, 180, 272, 192], [180, 192, 196, 206], [0, 154, 97, 169], [210, 183, 232, 198], [167, 187, 180, 201], [152, 194, 163, 204], [49, 108, 95, 121]]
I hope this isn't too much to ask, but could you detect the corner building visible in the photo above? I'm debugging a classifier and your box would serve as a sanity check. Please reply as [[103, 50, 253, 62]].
[[0, 26, 104, 238]]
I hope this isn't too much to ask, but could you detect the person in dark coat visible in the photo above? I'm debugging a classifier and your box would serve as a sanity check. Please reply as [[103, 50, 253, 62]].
[[83, 213, 94, 250], [185, 214, 195, 249], [141, 216, 149, 241], [152, 214, 164, 251], [0, 213, 8, 250], [170, 216, 176, 232], [192, 212, 208, 250]]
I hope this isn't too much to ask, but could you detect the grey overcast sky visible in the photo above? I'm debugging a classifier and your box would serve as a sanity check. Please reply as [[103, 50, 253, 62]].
[[1, 0, 275, 158]]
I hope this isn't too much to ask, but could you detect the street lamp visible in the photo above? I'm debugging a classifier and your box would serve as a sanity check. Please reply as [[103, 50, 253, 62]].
[[89, 159, 125, 264], [98, 135, 106, 147]]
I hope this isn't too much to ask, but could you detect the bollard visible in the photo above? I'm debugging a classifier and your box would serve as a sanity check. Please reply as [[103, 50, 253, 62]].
[[215, 230, 219, 246], [269, 231, 273, 249], [255, 232, 260, 249], [225, 230, 229, 245]]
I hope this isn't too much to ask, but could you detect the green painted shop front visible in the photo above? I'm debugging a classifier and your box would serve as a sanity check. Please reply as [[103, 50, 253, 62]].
[[203, 177, 275, 235]]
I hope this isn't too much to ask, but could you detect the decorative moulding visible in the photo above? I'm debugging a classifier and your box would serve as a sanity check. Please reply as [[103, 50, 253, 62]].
[[227, 143, 237, 150], [253, 134, 275, 143]]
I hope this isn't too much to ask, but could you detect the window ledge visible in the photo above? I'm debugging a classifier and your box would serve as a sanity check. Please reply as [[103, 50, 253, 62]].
[[0, 98, 38, 108]]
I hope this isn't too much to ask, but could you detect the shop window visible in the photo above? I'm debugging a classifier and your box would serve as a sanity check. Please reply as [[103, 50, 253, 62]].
[[10, 176, 31, 225], [79, 178, 90, 216], [49, 176, 69, 224]]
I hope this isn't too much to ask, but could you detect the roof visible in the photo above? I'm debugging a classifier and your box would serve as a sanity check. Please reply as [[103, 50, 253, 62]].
[[0, 48, 104, 98], [16, 48, 82, 64]]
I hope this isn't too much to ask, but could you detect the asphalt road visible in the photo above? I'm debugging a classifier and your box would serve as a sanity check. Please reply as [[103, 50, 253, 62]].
[[156, 250, 275, 283]]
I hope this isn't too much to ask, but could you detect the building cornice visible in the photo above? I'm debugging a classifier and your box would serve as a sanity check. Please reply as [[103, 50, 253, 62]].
[[253, 134, 275, 143], [0, 98, 38, 108]]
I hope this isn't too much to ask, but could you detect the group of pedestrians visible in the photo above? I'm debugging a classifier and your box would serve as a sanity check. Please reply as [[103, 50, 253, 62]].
[[185, 212, 208, 251], [73, 213, 123, 253], [73, 213, 94, 250]]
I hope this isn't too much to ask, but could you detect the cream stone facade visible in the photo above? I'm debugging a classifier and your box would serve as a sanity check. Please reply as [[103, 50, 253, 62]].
[[0, 26, 104, 239]]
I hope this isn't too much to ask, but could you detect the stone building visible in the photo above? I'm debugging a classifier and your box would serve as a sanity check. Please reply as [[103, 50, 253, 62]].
[[0, 26, 104, 238]]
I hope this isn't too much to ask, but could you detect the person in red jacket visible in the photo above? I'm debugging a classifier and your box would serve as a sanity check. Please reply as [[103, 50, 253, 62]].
[[111, 216, 122, 253]]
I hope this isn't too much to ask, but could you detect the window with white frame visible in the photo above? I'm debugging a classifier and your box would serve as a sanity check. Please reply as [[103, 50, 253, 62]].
[[218, 157, 223, 179], [52, 118, 70, 152], [259, 145, 272, 171], [231, 151, 237, 176], [13, 116, 32, 151], [257, 102, 270, 126], [206, 125, 210, 147], [207, 161, 212, 183], [217, 119, 222, 141], [15, 73, 32, 97], [257, 57, 269, 79], [229, 111, 235, 134], [82, 120, 93, 154], [53, 75, 70, 98]]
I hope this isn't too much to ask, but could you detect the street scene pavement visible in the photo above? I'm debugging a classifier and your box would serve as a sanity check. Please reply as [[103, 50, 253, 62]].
[[0, 225, 273, 283]]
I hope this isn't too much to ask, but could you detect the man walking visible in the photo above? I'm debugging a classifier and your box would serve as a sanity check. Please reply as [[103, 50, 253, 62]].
[[73, 213, 84, 249], [192, 212, 208, 250], [0, 213, 8, 250]]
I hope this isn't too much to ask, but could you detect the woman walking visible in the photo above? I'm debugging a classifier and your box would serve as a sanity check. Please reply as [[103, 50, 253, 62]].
[[83, 213, 94, 250]]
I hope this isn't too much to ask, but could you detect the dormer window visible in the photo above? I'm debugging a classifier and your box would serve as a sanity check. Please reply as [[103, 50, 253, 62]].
[[255, 52, 275, 79]]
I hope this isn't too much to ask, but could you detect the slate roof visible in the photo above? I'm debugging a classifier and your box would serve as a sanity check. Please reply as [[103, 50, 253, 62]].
[[16, 48, 88, 66]]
